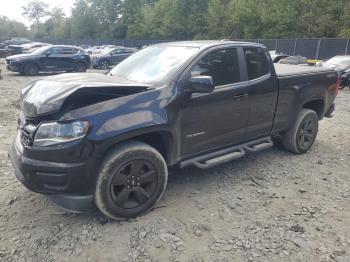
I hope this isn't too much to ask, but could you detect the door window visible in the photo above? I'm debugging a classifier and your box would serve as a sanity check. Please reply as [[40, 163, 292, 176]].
[[190, 48, 240, 87], [46, 47, 63, 55], [62, 48, 76, 55], [243, 48, 270, 80]]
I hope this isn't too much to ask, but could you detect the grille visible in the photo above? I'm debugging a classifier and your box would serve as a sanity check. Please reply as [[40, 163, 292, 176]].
[[20, 129, 32, 146]]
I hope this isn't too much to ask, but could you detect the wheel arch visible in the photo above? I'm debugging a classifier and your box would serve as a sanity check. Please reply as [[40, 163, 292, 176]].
[[103, 130, 175, 166], [301, 99, 325, 120]]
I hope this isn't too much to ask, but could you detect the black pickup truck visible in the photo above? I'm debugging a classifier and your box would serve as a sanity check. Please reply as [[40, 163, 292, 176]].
[[9, 41, 338, 219]]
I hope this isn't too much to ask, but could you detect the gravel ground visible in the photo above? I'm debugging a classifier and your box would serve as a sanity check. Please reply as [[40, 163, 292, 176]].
[[0, 59, 350, 262]]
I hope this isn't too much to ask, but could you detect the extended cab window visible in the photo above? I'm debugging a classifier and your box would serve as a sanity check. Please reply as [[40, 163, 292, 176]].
[[190, 48, 240, 87], [244, 47, 270, 80]]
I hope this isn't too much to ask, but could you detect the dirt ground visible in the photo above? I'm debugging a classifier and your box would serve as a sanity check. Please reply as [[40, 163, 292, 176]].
[[0, 59, 349, 262]]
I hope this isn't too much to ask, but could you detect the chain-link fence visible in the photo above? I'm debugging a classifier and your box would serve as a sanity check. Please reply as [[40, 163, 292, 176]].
[[2, 37, 350, 60], [256, 38, 350, 60]]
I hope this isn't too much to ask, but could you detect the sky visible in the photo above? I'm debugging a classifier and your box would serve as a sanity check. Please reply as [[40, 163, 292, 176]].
[[0, 0, 74, 25]]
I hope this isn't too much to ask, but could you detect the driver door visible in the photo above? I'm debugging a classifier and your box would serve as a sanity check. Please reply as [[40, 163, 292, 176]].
[[40, 47, 63, 70], [180, 47, 250, 157]]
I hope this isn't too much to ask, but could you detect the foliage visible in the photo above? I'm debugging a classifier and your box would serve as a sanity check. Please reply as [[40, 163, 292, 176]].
[[22, 0, 50, 31], [1, 0, 350, 40]]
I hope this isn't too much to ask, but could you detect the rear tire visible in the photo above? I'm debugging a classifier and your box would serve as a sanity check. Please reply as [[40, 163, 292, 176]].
[[24, 63, 39, 76], [74, 62, 87, 72], [94, 141, 168, 220], [281, 109, 319, 154]]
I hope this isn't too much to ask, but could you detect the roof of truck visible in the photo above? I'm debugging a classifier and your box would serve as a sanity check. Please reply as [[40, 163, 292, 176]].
[[156, 40, 264, 49]]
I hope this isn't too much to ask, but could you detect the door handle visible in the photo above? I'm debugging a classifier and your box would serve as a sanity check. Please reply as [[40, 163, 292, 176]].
[[233, 93, 248, 100]]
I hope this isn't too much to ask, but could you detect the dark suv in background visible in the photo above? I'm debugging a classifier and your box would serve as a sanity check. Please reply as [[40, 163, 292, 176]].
[[91, 47, 137, 69], [5, 45, 91, 76]]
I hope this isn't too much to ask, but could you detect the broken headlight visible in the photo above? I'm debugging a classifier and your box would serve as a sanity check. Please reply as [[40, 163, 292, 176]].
[[33, 121, 89, 147]]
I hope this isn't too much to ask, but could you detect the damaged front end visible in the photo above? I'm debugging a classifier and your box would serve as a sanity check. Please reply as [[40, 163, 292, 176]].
[[10, 72, 154, 212], [21, 72, 151, 118]]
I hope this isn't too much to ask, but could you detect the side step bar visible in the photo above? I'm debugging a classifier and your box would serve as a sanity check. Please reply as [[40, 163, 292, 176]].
[[179, 137, 273, 169]]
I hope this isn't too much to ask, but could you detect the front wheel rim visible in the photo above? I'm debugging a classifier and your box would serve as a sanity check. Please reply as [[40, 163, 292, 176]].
[[110, 159, 158, 209], [28, 66, 38, 75]]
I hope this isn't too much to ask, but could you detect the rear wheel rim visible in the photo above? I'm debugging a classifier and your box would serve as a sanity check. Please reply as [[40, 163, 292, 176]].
[[76, 63, 86, 72], [110, 159, 158, 209], [297, 116, 317, 150], [101, 61, 109, 69]]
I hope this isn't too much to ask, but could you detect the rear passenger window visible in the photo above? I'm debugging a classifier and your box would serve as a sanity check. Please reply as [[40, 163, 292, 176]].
[[48, 48, 63, 55], [244, 48, 270, 80], [62, 48, 76, 54], [190, 48, 240, 87]]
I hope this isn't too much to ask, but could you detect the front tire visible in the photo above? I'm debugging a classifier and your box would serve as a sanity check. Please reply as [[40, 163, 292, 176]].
[[24, 63, 39, 76], [281, 109, 319, 154], [94, 141, 168, 220]]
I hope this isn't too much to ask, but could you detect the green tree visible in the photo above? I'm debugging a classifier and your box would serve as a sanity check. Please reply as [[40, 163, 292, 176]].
[[22, 0, 50, 31], [0, 16, 29, 38], [70, 0, 98, 38]]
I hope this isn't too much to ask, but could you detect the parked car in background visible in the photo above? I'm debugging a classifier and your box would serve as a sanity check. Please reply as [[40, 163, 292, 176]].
[[278, 55, 308, 65], [21, 42, 51, 53], [91, 47, 137, 69], [269, 51, 290, 63], [5, 45, 90, 76], [316, 55, 350, 89], [86, 46, 103, 55], [80, 45, 92, 50], [316, 55, 350, 70], [6, 45, 24, 55], [6, 42, 50, 55], [4, 37, 31, 45]]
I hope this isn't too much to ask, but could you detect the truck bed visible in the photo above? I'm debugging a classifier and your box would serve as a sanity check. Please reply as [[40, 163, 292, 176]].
[[274, 64, 334, 77]]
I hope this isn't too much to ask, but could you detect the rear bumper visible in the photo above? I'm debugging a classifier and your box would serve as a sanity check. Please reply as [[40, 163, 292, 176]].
[[8, 130, 97, 212], [325, 103, 335, 118]]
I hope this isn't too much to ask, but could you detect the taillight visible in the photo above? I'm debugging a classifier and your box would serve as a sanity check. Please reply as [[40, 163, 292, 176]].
[[335, 78, 340, 96], [329, 78, 339, 96]]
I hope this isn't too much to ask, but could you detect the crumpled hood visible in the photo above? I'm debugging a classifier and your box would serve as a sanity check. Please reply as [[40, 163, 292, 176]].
[[21, 73, 150, 118]]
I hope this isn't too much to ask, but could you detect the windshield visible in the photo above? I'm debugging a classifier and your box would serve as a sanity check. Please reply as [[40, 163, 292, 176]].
[[31, 46, 52, 55], [101, 48, 115, 55], [109, 45, 199, 85], [326, 57, 350, 67]]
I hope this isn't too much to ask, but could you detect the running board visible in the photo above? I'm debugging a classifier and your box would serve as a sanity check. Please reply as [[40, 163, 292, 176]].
[[179, 137, 273, 169]]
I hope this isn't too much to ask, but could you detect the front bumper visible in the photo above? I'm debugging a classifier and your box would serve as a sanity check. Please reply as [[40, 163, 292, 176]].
[[8, 130, 97, 212], [6, 60, 22, 72]]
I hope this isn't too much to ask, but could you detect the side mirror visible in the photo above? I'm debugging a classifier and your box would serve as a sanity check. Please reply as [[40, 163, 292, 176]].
[[186, 76, 215, 94], [45, 52, 50, 57]]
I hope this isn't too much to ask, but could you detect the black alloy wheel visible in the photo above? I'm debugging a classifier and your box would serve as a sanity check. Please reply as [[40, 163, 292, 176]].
[[94, 141, 168, 220], [281, 109, 319, 154], [75, 62, 87, 72], [297, 115, 317, 151], [24, 63, 39, 76], [101, 60, 110, 69], [110, 159, 157, 209]]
